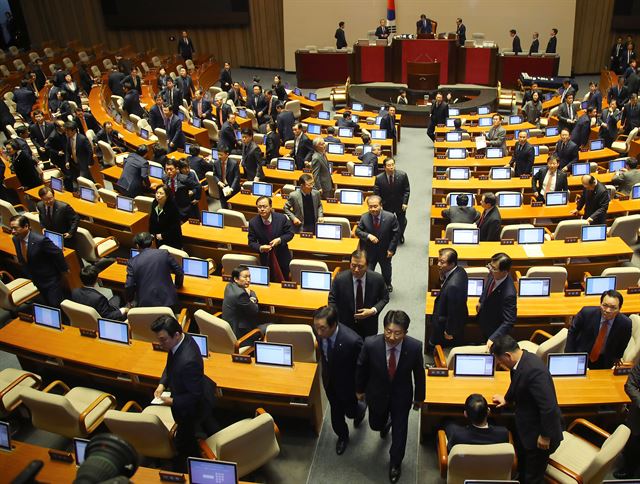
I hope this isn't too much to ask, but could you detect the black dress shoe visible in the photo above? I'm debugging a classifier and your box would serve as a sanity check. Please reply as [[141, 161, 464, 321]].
[[353, 405, 366, 428], [389, 464, 401, 483], [387, 284, 393, 293], [336, 437, 348, 455], [380, 419, 392, 438]]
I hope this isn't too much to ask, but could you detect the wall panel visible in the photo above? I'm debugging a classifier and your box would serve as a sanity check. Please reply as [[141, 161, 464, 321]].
[[572, 0, 614, 74]]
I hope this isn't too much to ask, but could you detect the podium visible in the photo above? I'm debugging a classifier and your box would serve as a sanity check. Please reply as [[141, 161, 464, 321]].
[[407, 61, 440, 90]]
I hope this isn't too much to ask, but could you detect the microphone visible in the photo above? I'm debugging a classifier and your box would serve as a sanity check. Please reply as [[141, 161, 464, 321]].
[[11, 459, 44, 484]]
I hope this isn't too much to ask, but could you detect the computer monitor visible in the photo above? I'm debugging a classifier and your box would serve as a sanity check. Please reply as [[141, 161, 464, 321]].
[[532, 166, 543, 176], [509, 115, 522, 125], [609, 159, 626, 172], [514, 129, 529, 138], [44, 230, 64, 250], [252, 182, 273, 197], [235, 130, 242, 141], [446, 132, 462, 142], [371, 129, 387, 140], [497, 193, 522, 207], [632, 184, 640, 199], [448, 192, 474, 207], [210, 149, 219, 161], [447, 148, 467, 159], [584, 276, 616, 296], [188, 333, 209, 358], [139, 128, 149, 140], [308, 92, 317, 101], [307, 124, 321, 135], [116, 196, 134, 212], [237, 108, 247, 118], [353, 164, 373, 177], [191, 117, 202, 128], [125, 120, 134, 132], [548, 353, 588, 377], [339, 190, 363, 205], [453, 354, 495, 377], [486, 148, 503, 159], [98, 318, 130, 345], [318, 110, 330, 120], [544, 92, 554, 101], [293, 87, 302, 96], [33, 303, 62, 330], [580, 101, 589, 110], [545, 126, 559, 137], [351, 102, 364, 111], [130, 248, 140, 258], [467, 278, 484, 297], [581, 224, 607, 242], [73, 438, 90, 465], [446, 118, 456, 127], [517, 227, 545, 244], [361, 144, 373, 154], [518, 277, 551, 297], [183, 257, 209, 279], [452, 228, 479, 244], [79, 187, 95, 202], [490, 167, 512, 180], [590, 139, 604, 151], [338, 127, 354, 138], [0, 421, 11, 451], [149, 165, 164, 179], [276, 158, 295, 171], [188, 457, 238, 484], [247, 265, 269, 286], [571, 162, 590, 176], [327, 143, 344, 155], [448, 108, 460, 116], [316, 223, 342, 240], [477, 106, 490, 115], [300, 270, 332, 291], [533, 145, 540, 156], [201, 211, 223, 228], [448, 167, 470, 180], [184, 143, 193, 155], [545, 191, 568, 206], [375, 116, 382, 125], [352, 114, 359, 123], [478, 117, 492, 127], [177, 111, 185, 122], [50, 176, 64, 192], [255, 341, 294, 367]]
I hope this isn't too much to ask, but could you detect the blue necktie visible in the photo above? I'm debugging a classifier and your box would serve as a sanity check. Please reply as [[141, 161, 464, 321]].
[[325, 337, 333, 362]]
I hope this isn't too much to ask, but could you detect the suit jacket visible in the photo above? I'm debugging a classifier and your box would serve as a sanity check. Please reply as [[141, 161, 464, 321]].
[[212, 157, 240, 197], [375, 26, 389, 39], [335, 28, 347, 49], [570, 114, 592, 147], [29, 121, 55, 158], [188, 155, 212, 181], [477, 206, 502, 242], [123, 90, 146, 118], [13, 231, 68, 289], [162, 87, 183, 114], [149, 104, 165, 131], [277, 110, 295, 142], [599, 107, 621, 146], [108, 71, 126, 97], [176, 75, 194, 102], [149, 199, 183, 250], [477, 274, 517, 341], [166, 115, 186, 150], [121, 74, 142, 92], [622, 101, 640, 131], [433, 265, 469, 338], [373, 170, 410, 213], [554, 140, 579, 170], [608, 85, 629, 106], [95, 128, 124, 151], [214, 102, 232, 128], [557, 102, 577, 132], [311, 151, 333, 193], [417, 18, 432, 34], [512, 35, 522, 54], [442, 206, 480, 224], [116, 153, 149, 198], [11, 151, 41, 189], [227, 88, 245, 107], [486, 125, 507, 152], [177, 37, 195, 59], [509, 142, 535, 175], [531, 168, 568, 196], [359, 152, 379, 176], [328, 269, 389, 337], [292, 134, 314, 170], [66, 133, 94, 178], [456, 23, 466, 45], [219, 69, 233, 91], [380, 113, 397, 140], [529, 38, 539, 55], [586, 90, 602, 113], [283, 188, 324, 231], [356, 210, 399, 257], [13, 87, 36, 119], [522, 100, 543, 125], [545, 36, 557, 54], [429, 101, 449, 130], [36, 200, 79, 238], [356, 334, 425, 412], [566, 307, 632, 369], [626, 73, 640, 95], [125, 248, 184, 307], [624, 362, 640, 435], [241, 142, 264, 181], [219, 120, 237, 151], [265, 131, 280, 163], [612, 168, 640, 195], [71, 286, 125, 321], [247, 93, 266, 115], [191, 98, 212, 120], [446, 423, 509, 452], [45, 129, 67, 169], [247, 212, 295, 279], [576, 181, 610, 224], [222, 282, 259, 336], [163, 172, 200, 220]]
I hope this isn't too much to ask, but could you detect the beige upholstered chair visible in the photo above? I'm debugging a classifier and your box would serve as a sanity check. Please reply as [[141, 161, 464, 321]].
[[134, 196, 154, 214], [217, 209, 248, 228], [500, 223, 535, 240], [444, 222, 477, 240], [289, 260, 329, 284], [522, 266, 567, 293], [434, 344, 488, 369], [463, 266, 490, 279], [600, 267, 640, 289], [153, 128, 169, 151], [221, 254, 259, 276], [199, 409, 280, 478], [552, 219, 588, 240], [77, 176, 100, 200], [60, 299, 100, 331], [518, 328, 568, 363], [0, 199, 24, 226], [97, 141, 122, 167], [611, 127, 639, 154], [20, 381, 116, 438], [74, 227, 119, 263], [0, 368, 41, 414], [205, 172, 220, 199], [127, 307, 188, 342], [622, 314, 640, 364], [265, 324, 317, 363], [0, 271, 39, 311], [97, 188, 118, 205], [193, 309, 259, 355], [321, 216, 351, 238], [285, 100, 301, 119], [608, 214, 640, 245]]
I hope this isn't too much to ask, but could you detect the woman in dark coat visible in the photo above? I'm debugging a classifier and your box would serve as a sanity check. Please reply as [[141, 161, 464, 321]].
[[149, 184, 183, 249]]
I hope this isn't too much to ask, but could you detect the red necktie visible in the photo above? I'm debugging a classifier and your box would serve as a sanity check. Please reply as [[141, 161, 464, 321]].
[[590, 321, 610, 362], [388, 347, 397, 379], [487, 278, 496, 295], [356, 279, 364, 310], [374, 216, 380, 230], [478, 210, 487, 227], [171, 177, 176, 193], [221, 160, 226, 181]]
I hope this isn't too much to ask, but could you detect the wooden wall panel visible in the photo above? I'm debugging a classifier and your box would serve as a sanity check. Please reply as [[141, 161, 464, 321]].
[[572, 0, 614, 74], [21, 0, 284, 70]]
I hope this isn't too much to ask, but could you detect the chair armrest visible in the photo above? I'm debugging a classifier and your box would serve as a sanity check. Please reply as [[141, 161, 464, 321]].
[[12, 204, 27, 212], [0, 271, 15, 282], [213, 311, 222, 317], [0, 372, 42, 412], [177, 308, 190, 332], [234, 328, 262, 353], [80, 392, 116, 434], [529, 329, 553, 343], [120, 400, 142, 412], [547, 458, 584, 484], [331, 266, 341, 279], [8, 279, 38, 306], [94, 236, 119, 258], [256, 407, 281, 441], [508, 432, 518, 475], [514, 270, 523, 281], [436, 430, 448, 478], [43, 380, 70, 394], [198, 439, 217, 459], [567, 418, 610, 441], [543, 226, 553, 239], [207, 258, 217, 275], [434, 345, 447, 368]]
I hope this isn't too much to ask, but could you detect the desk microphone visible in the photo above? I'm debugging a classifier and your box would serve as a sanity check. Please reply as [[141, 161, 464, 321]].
[[11, 459, 44, 484]]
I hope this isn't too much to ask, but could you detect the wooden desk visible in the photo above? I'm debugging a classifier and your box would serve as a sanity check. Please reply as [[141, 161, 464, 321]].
[[336, 108, 403, 123], [498, 55, 560, 89], [307, 132, 394, 152], [543, 95, 562, 111], [435, 122, 535, 134], [0, 319, 323, 433], [432, 149, 618, 169], [288, 92, 324, 113], [263, 167, 374, 190], [458, 46, 498, 85], [295, 51, 353, 89], [434, 135, 561, 152]]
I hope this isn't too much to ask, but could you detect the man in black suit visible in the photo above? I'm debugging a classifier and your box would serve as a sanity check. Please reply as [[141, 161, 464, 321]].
[[219, 62, 232, 91], [227, 82, 245, 107], [373, 157, 410, 244], [29, 110, 54, 161], [608, 76, 629, 107], [259, 90, 278, 125], [355, 195, 399, 292], [115, 145, 150, 198], [36, 186, 79, 247], [556, 129, 579, 172], [241, 128, 264, 181], [427, 92, 448, 141], [222, 265, 260, 337], [571, 107, 598, 148], [379, 105, 397, 142], [152, 315, 217, 471], [107, 66, 125, 97], [5, 140, 40, 189], [611, 36, 624, 71], [212, 145, 240, 209], [186, 143, 212, 180], [477, 192, 502, 241], [614, 360, 640, 479], [492, 335, 563, 484], [532, 155, 568, 202], [622, 93, 640, 135], [622, 43, 637, 73], [71, 266, 127, 321], [328, 250, 389, 339], [375, 18, 389, 39], [570, 174, 610, 225], [557, 93, 577, 133], [95, 121, 125, 156], [247, 196, 295, 281], [529, 32, 540, 55], [247, 85, 266, 119], [416, 14, 432, 34], [177, 30, 195, 61], [176, 67, 194, 105], [335, 21, 347, 49], [219, 112, 238, 152], [430, 248, 468, 350], [213, 96, 232, 129], [162, 106, 186, 152], [508, 130, 535, 176], [545, 28, 558, 53], [10, 214, 68, 307], [359, 143, 381, 176], [565, 290, 632, 369], [313, 305, 365, 455], [265, 122, 280, 163], [162, 159, 200, 220], [290, 123, 314, 170], [337, 111, 359, 133], [148, 95, 166, 132], [162, 78, 183, 114], [45, 120, 67, 171], [14, 80, 36, 120], [477, 253, 517, 348], [509, 29, 522, 54], [122, 82, 146, 118], [445, 393, 509, 451], [64, 121, 94, 189], [190, 89, 212, 123], [442, 194, 480, 224], [276, 103, 295, 143], [456, 18, 466, 46], [356, 310, 425, 483], [599, 99, 621, 147], [125, 232, 184, 309]]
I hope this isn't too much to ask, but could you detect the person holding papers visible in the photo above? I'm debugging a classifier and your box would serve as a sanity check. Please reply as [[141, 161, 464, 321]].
[[284, 173, 324, 233], [212, 145, 240, 209], [569, 175, 610, 224], [485, 114, 506, 154], [222, 265, 260, 337], [37, 185, 79, 249]]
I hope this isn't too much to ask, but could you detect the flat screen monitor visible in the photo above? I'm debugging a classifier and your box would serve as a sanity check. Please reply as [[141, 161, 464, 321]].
[[201, 211, 223, 228], [532, 166, 543, 176], [448, 108, 460, 116], [486, 148, 503, 159], [545, 126, 559, 137], [351, 114, 359, 123], [125, 121, 134, 132], [79, 187, 95, 202], [446, 118, 456, 127], [50, 176, 64, 192], [116, 196, 134, 212], [590, 139, 604, 151], [0, 421, 11, 451], [130, 248, 140, 258], [191, 117, 202, 128], [210, 149, 219, 161], [98, 318, 130, 344], [338, 127, 353, 138], [375, 116, 382, 125], [339, 189, 363, 205], [351, 102, 364, 111], [149, 165, 164, 179], [276, 158, 295, 171], [316, 223, 342, 240], [446, 132, 462, 142], [371, 129, 386, 140], [139, 128, 149, 140], [447, 148, 467, 159], [548, 353, 588, 377], [293, 87, 302, 96], [300, 270, 332, 291], [183, 257, 209, 279], [545, 191, 568, 206], [533, 145, 540, 156], [478, 117, 492, 127], [252, 182, 273, 197], [308, 92, 317, 101], [448, 192, 474, 207], [467, 278, 484, 297], [327, 143, 344, 155], [306, 124, 321, 135], [580, 101, 589, 110], [509, 115, 522, 124], [497, 193, 522, 207], [609, 159, 626, 172], [517, 227, 545, 244], [247, 265, 269, 286], [544, 92, 554, 100], [448, 167, 470, 180], [73, 438, 89, 465], [33, 303, 62, 330], [571, 162, 590, 176], [188, 457, 238, 484], [585, 276, 616, 296], [235, 130, 242, 141], [518, 277, 551, 297], [237, 108, 247, 118], [478, 106, 490, 115], [184, 143, 192, 155], [353, 164, 373, 177], [255, 341, 293, 367], [318, 110, 330, 120], [44, 229, 64, 250], [188, 333, 208, 358], [361, 144, 373, 154], [490, 167, 511, 180], [514, 129, 529, 138], [581, 224, 607, 242], [632, 184, 640, 199], [177, 111, 185, 122], [452, 228, 479, 244], [453, 354, 495, 377]]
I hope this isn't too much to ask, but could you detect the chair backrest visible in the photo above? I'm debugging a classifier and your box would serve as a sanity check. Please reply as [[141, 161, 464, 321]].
[[140, 62, 150, 74], [202, 119, 219, 143], [265, 324, 317, 362], [447, 443, 515, 484], [77, 176, 99, 199], [217, 209, 248, 228], [319, 216, 351, 238], [62, 57, 73, 69], [579, 424, 631, 483], [500, 223, 534, 241], [463, 266, 490, 279], [151, 56, 161, 67], [285, 100, 301, 119], [601, 267, 640, 289], [97, 188, 118, 205], [60, 299, 100, 331], [0, 65, 10, 77], [553, 219, 588, 240], [445, 345, 488, 369], [179, 105, 191, 122], [44, 47, 54, 58], [103, 58, 113, 70], [194, 309, 237, 354], [623, 314, 640, 364], [205, 172, 220, 199], [104, 408, 175, 459], [134, 196, 154, 214], [74, 227, 99, 262], [289, 259, 329, 284], [221, 254, 259, 275], [20, 387, 82, 438], [159, 245, 189, 266], [524, 266, 567, 293], [97, 141, 116, 166], [536, 328, 568, 361], [609, 214, 640, 246], [153, 128, 168, 150], [0, 199, 19, 227], [127, 307, 175, 342], [445, 223, 477, 240]]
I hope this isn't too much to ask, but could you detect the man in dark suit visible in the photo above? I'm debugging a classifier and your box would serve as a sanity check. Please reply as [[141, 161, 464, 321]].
[[219, 112, 238, 152], [176, 67, 194, 105], [477, 192, 502, 241], [608, 76, 629, 107], [276, 103, 295, 143], [247, 85, 266, 119], [510, 29, 522, 54], [373, 157, 410, 243], [585, 82, 602, 113], [10, 214, 68, 307], [71, 266, 127, 321], [359, 143, 381, 176], [290, 123, 314, 170], [122, 82, 146, 118], [442, 194, 480, 224], [186, 143, 212, 180], [416, 14, 432, 34], [14, 80, 36, 120], [614, 360, 640, 479], [115, 145, 150, 198], [356, 310, 425, 483], [375, 18, 389, 39], [492, 335, 563, 484], [64, 121, 94, 189], [622, 93, 640, 135], [95, 121, 125, 155], [622, 44, 637, 73], [522, 82, 542, 105], [177, 30, 195, 60], [265, 122, 280, 163], [508, 130, 535, 176], [258, 90, 278, 126], [247, 196, 295, 281], [565, 290, 632, 369], [379, 105, 397, 142], [125, 232, 184, 309], [163, 159, 201, 220], [212, 145, 240, 209], [337, 111, 359, 133], [328, 250, 389, 339], [599, 99, 621, 148], [152, 315, 217, 471], [570, 174, 610, 225], [45, 120, 67, 171], [571, 107, 598, 148], [313, 305, 365, 455], [241, 128, 264, 181], [532, 155, 568, 202], [545, 28, 558, 53], [162, 78, 183, 114], [284, 173, 324, 233], [430, 248, 468, 350], [213, 96, 232, 128], [456, 18, 466, 46], [557, 93, 577, 133], [219, 62, 232, 91], [5, 140, 40, 189], [191, 89, 212, 123], [335, 21, 347, 49], [556, 129, 580, 172], [227, 82, 245, 107], [36, 186, 79, 247], [529, 32, 540, 54], [222, 265, 260, 337], [427, 92, 448, 141], [162, 106, 186, 152], [612, 156, 640, 195], [477, 253, 517, 348], [148, 95, 166, 132], [445, 393, 509, 451], [29, 110, 54, 161], [611, 36, 625, 71], [107, 66, 125, 97], [356, 195, 399, 292]]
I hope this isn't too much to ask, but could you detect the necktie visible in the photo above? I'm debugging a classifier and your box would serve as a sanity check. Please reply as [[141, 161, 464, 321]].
[[198, 101, 202, 117], [325, 337, 332, 362], [356, 279, 364, 310], [71, 137, 77, 161], [171, 177, 176, 193], [170, 91, 173, 105], [388, 175, 394, 186], [590, 320, 610, 362], [388, 347, 397, 380], [374, 216, 380, 230], [40, 124, 45, 137], [568, 105, 573, 119], [544, 171, 554, 194], [487, 278, 496, 295], [477, 210, 487, 227], [46, 206, 52, 223], [21, 239, 28, 262], [221, 160, 226, 182]]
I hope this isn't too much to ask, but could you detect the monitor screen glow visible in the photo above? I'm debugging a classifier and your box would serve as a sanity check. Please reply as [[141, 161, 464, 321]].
[[351, 103, 364, 111], [183, 258, 209, 278], [448, 168, 469, 180], [247, 265, 269, 286], [316, 223, 342, 240], [518, 277, 551, 297], [116, 196, 134, 212], [448, 148, 467, 159], [446, 132, 462, 142], [590, 139, 604, 151], [478, 106, 490, 115], [448, 108, 460, 116], [371, 129, 386, 140], [497, 193, 522, 207], [252, 182, 273, 197], [149, 165, 164, 179], [509, 115, 522, 124], [546, 127, 559, 137], [307, 124, 321, 135], [571, 163, 590, 176], [467, 278, 484, 297], [139, 128, 149, 139], [353, 164, 373, 177], [308, 92, 317, 101], [44, 230, 64, 250], [452, 228, 479, 244], [609, 159, 626, 172], [327, 143, 344, 155], [454, 354, 495, 377], [517, 228, 544, 244], [486, 148, 503, 159], [255, 341, 293, 367], [79, 187, 95, 202], [188, 333, 208, 358], [338, 127, 354, 138], [585, 276, 616, 296], [632, 185, 640, 199], [191, 117, 202, 128], [318, 111, 330, 120], [73, 438, 89, 466], [50, 177, 64, 192], [188, 458, 238, 484], [339, 190, 363, 205], [478, 117, 492, 127], [277, 158, 295, 171], [300, 270, 331, 291], [490, 168, 511, 179], [548, 353, 588, 377], [0, 421, 11, 451], [201, 211, 223, 228], [33, 303, 62, 330], [545, 191, 568, 206], [581, 224, 607, 242], [98, 318, 130, 344]]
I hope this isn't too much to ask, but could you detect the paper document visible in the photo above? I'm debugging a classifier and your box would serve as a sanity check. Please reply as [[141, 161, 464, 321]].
[[151, 391, 171, 405], [475, 136, 487, 150], [522, 245, 544, 258]]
